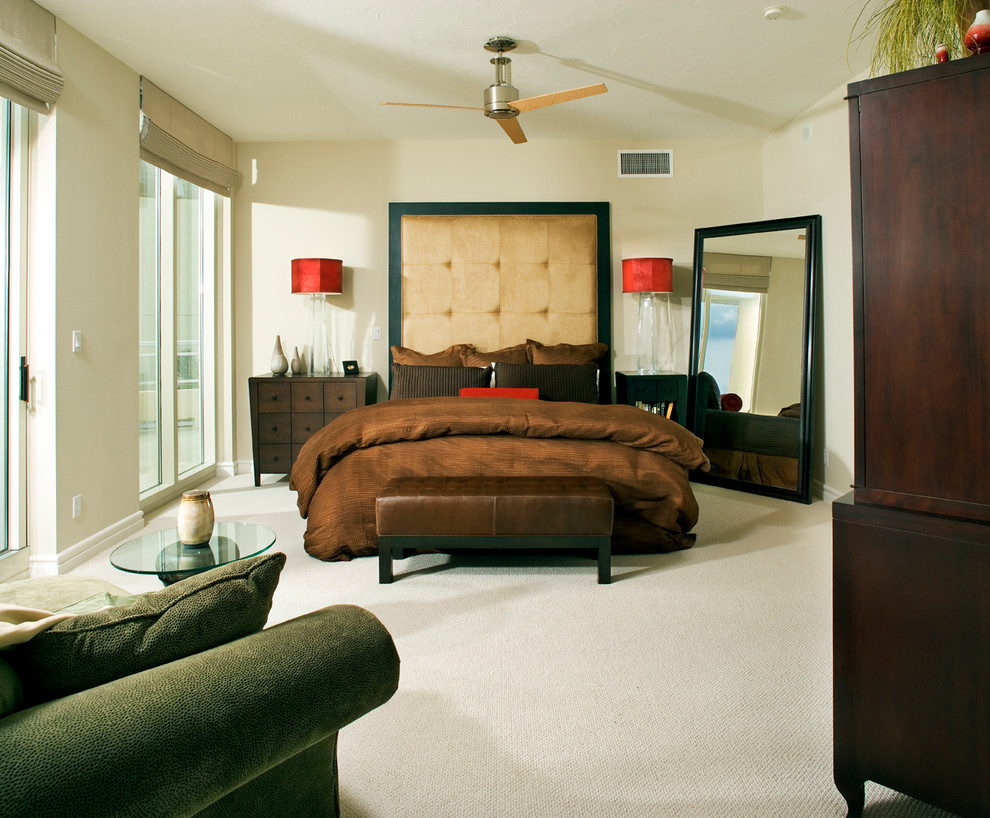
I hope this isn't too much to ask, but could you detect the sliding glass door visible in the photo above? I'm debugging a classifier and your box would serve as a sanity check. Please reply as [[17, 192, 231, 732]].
[[139, 161, 216, 503], [1, 99, 27, 555], [0, 102, 10, 552]]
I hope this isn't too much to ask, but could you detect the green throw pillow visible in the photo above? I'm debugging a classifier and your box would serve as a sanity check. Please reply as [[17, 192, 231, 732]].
[[9, 551, 285, 705]]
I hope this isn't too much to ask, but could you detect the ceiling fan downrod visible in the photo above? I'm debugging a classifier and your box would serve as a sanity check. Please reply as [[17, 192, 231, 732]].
[[483, 36, 519, 120]]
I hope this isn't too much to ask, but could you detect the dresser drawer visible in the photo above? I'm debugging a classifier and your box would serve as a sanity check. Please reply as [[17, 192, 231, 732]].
[[628, 380, 659, 402], [258, 382, 291, 413], [629, 379, 683, 402], [291, 382, 325, 411], [257, 412, 291, 443], [291, 413, 325, 444], [258, 444, 292, 471], [324, 382, 358, 410], [323, 411, 349, 427]]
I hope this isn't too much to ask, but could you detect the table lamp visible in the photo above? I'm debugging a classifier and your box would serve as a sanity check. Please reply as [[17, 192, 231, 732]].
[[291, 258, 343, 375], [622, 257, 674, 374]]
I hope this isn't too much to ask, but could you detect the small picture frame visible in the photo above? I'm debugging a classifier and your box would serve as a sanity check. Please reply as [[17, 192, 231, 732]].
[[343, 360, 359, 375]]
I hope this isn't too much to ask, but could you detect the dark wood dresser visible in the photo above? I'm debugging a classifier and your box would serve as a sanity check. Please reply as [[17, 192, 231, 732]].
[[834, 54, 990, 817], [248, 373, 378, 486]]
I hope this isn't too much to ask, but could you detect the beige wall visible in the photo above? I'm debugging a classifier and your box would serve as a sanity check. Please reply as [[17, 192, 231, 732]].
[[762, 80, 860, 498], [754, 255, 805, 417], [232, 138, 764, 462], [26, 22, 143, 573]]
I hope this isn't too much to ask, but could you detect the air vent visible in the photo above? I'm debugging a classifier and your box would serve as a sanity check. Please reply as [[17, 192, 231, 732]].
[[618, 150, 673, 178]]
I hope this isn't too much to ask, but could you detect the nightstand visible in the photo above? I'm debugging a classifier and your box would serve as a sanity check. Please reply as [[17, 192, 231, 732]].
[[615, 371, 688, 425], [248, 372, 378, 486]]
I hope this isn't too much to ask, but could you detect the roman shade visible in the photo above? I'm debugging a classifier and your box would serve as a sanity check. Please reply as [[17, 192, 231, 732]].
[[702, 252, 772, 293], [0, 0, 63, 114], [139, 77, 239, 197]]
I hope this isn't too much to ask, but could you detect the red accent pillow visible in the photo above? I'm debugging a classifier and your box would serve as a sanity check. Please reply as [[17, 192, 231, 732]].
[[459, 387, 539, 399]]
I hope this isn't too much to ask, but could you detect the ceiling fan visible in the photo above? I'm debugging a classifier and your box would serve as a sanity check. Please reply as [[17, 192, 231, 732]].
[[381, 36, 607, 144]]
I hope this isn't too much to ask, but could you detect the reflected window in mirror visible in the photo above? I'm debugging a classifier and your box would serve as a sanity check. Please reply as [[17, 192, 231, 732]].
[[699, 288, 764, 411], [688, 216, 820, 504]]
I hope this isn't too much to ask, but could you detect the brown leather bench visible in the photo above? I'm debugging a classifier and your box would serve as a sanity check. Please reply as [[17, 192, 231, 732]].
[[376, 475, 614, 584]]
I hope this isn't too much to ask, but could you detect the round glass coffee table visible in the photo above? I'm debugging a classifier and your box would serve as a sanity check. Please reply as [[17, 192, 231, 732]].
[[110, 521, 276, 585]]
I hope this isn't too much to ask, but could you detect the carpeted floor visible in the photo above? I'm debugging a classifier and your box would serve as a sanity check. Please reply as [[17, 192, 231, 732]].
[[73, 474, 959, 818]]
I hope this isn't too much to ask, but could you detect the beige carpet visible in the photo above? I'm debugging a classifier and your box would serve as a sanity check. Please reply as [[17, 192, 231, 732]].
[[73, 475, 959, 818]]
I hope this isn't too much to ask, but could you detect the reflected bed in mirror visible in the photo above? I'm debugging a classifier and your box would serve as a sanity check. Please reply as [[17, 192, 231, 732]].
[[688, 215, 820, 503]]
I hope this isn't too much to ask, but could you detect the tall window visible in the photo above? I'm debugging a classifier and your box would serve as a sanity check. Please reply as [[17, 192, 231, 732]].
[[139, 161, 217, 501]]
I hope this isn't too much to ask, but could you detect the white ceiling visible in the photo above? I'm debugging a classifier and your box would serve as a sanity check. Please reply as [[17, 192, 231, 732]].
[[39, 0, 874, 144]]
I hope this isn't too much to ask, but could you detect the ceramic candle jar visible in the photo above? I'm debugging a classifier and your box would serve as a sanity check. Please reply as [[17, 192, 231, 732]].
[[966, 9, 990, 54], [177, 490, 215, 546]]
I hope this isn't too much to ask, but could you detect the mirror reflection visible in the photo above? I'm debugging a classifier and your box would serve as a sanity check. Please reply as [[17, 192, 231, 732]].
[[689, 216, 819, 503]]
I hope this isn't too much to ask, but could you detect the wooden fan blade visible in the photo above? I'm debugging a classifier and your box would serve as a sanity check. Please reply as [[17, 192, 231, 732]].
[[510, 83, 607, 113], [497, 117, 527, 144], [380, 102, 483, 111]]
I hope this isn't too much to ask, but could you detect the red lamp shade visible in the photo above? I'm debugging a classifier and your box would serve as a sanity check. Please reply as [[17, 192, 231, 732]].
[[291, 258, 343, 294], [622, 258, 673, 293]]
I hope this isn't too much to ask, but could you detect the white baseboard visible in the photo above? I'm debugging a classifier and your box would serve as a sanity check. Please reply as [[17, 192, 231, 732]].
[[815, 479, 846, 504], [216, 460, 239, 477], [29, 511, 145, 577]]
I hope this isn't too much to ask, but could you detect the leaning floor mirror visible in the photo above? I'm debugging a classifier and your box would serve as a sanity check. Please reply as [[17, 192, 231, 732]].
[[687, 215, 820, 503]]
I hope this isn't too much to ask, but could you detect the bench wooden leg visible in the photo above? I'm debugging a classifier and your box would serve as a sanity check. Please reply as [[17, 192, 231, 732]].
[[379, 538, 393, 584], [597, 539, 611, 585]]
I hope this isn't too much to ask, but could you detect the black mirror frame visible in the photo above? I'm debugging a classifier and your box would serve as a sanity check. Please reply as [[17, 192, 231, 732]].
[[687, 214, 821, 504]]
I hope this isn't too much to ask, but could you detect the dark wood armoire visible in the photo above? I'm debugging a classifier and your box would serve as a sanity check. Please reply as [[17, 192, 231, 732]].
[[833, 53, 990, 817]]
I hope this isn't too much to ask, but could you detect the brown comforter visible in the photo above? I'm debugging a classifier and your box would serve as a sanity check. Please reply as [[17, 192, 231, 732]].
[[290, 397, 710, 561]]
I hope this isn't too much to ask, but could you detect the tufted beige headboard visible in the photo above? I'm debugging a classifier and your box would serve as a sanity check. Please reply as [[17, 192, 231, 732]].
[[388, 202, 612, 399]]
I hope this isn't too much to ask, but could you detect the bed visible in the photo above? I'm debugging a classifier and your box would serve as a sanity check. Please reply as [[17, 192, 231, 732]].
[[289, 202, 709, 561], [693, 372, 800, 490]]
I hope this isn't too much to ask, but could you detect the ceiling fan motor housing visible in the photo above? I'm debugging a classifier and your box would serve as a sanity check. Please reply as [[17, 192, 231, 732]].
[[485, 82, 520, 119]]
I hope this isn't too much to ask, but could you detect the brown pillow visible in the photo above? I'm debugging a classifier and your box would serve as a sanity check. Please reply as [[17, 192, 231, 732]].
[[390, 364, 492, 399], [494, 363, 599, 403], [462, 343, 530, 367], [390, 344, 474, 366], [527, 339, 608, 365]]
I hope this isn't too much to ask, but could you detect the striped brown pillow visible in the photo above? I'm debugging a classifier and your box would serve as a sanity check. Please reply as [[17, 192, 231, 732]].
[[390, 364, 492, 399], [494, 363, 599, 403]]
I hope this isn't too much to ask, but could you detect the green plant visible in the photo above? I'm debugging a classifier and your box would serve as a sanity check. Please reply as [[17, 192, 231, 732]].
[[851, 0, 984, 75]]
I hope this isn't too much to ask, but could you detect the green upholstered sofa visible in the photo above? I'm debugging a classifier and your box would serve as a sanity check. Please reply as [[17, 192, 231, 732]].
[[0, 553, 400, 818]]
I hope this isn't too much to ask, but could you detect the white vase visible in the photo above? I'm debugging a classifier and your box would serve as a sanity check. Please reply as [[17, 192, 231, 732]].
[[176, 490, 215, 546], [270, 335, 289, 375]]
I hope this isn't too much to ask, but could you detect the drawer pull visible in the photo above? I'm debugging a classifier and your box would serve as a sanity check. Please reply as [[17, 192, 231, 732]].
[[271, 425, 278, 432], [304, 425, 312, 432], [270, 456, 280, 463], [337, 395, 343, 401], [305, 395, 312, 401]]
